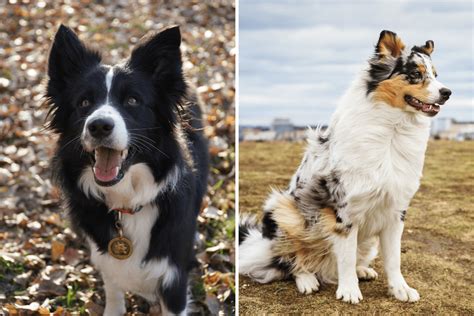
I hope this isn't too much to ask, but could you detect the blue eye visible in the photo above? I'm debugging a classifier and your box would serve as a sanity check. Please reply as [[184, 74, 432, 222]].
[[410, 71, 422, 79]]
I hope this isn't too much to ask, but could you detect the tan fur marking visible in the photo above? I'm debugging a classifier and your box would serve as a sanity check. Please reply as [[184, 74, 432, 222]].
[[320, 207, 337, 232], [271, 192, 306, 238], [423, 40, 434, 55], [320, 207, 350, 236], [417, 64, 426, 75], [268, 191, 335, 276], [378, 33, 405, 58], [373, 75, 430, 108]]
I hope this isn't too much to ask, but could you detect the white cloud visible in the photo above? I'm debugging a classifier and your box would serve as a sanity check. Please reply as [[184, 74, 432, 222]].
[[239, 0, 474, 125]]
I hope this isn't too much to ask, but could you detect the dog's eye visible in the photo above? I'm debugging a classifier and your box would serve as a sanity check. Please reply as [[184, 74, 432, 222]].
[[126, 97, 139, 107], [80, 99, 91, 108], [410, 71, 422, 79]]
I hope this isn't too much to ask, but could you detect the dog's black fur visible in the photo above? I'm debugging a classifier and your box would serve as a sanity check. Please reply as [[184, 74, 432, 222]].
[[44, 25, 208, 313]]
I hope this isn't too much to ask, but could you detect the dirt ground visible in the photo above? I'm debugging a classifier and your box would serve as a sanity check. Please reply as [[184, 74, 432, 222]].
[[238, 140, 474, 314]]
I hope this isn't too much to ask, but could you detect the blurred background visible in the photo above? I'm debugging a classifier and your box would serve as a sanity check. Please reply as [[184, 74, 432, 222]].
[[0, 0, 235, 314], [239, 0, 473, 142]]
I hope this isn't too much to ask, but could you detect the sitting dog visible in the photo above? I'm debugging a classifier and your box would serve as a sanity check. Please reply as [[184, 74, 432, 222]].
[[239, 30, 451, 304], [45, 25, 209, 315]]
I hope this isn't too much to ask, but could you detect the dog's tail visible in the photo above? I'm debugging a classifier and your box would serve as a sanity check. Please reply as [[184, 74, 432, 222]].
[[239, 211, 286, 283]]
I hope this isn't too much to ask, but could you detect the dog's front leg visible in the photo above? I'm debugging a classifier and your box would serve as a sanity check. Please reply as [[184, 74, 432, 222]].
[[380, 220, 420, 302], [159, 268, 188, 316], [333, 225, 363, 304], [103, 275, 126, 316]]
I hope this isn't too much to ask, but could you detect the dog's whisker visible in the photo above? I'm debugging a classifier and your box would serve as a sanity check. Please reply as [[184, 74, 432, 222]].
[[127, 127, 162, 131], [57, 136, 81, 154]]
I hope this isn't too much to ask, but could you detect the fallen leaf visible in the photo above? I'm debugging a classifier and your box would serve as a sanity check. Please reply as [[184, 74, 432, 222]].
[[14, 302, 40, 311], [63, 248, 81, 266], [85, 301, 104, 316], [51, 240, 66, 261], [37, 280, 67, 296]]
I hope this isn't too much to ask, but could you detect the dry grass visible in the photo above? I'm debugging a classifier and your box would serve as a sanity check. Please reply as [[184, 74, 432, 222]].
[[239, 140, 474, 314]]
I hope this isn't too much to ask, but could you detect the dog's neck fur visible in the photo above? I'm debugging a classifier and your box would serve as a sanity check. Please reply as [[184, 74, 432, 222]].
[[301, 69, 433, 217], [328, 70, 431, 174], [79, 163, 180, 210]]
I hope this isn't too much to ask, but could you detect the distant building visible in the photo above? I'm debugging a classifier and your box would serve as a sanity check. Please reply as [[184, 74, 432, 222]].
[[431, 118, 474, 140], [242, 130, 277, 141], [241, 118, 326, 142], [271, 118, 295, 134]]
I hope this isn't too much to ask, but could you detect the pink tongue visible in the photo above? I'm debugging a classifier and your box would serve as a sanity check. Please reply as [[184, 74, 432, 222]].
[[93, 147, 122, 182]]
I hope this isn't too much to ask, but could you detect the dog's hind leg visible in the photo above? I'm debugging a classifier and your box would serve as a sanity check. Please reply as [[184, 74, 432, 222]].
[[294, 272, 320, 294], [356, 236, 379, 281], [102, 275, 126, 316]]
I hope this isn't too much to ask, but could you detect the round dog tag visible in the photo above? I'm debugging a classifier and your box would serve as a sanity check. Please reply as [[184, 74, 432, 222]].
[[108, 236, 133, 260]]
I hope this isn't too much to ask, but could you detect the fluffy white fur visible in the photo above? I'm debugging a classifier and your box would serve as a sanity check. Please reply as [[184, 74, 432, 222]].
[[239, 226, 284, 284], [300, 70, 431, 303], [295, 272, 320, 294], [79, 163, 180, 207], [240, 56, 448, 303]]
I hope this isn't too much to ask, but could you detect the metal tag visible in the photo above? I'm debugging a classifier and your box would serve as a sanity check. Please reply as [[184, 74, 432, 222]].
[[108, 236, 133, 260]]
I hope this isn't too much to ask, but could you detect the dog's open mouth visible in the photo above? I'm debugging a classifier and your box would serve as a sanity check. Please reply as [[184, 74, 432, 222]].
[[92, 147, 128, 186], [404, 95, 440, 116]]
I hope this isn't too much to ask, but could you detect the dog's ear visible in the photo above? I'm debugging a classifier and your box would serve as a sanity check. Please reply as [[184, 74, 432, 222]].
[[48, 25, 101, 83], [412, 40, 434, 56], [128, 26, 183, 80], [375, 30, 406, 59]]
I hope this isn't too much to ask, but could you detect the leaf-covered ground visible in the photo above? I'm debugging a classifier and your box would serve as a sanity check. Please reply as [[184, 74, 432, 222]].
[[0, 1, 235, 314], [239, 141, 473, 314]]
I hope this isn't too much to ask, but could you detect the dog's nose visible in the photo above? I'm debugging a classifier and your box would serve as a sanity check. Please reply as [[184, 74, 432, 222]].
[[87, 118, 115, 138], [439, 88, 452, 99]]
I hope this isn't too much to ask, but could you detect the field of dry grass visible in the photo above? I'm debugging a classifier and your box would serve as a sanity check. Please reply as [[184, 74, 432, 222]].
[[239, 140, 473, 314]]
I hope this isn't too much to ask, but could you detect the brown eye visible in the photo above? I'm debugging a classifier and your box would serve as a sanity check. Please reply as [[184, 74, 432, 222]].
[[126, 96, 139, 107], [80, 99, 91, 107]]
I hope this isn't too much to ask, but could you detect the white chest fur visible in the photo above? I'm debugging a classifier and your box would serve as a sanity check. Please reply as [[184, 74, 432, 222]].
[[86, 205, 176, 301], [312, 84, 431, 230], [79, 163, 179, 301]]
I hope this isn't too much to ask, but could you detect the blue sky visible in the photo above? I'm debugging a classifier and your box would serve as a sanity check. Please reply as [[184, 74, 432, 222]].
[[239, 0, 474, 126]]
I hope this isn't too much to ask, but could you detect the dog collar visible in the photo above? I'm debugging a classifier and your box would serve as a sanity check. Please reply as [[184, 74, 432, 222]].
[[108, 209, 134, 260], [111, 205, 143, 215]]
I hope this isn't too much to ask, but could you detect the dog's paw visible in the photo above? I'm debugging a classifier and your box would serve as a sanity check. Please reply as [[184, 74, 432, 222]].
[[356, 266, 378, 281], [389, 283, 420, 302], [104, 305, 126, 316], [104, 306, 127, 316], [295, 273, 320, 294], [336, 283, 363, 304]]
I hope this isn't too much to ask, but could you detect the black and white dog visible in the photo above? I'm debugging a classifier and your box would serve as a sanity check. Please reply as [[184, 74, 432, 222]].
[[240, 31, 451, 304], [45, 25, 208, 315]]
